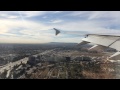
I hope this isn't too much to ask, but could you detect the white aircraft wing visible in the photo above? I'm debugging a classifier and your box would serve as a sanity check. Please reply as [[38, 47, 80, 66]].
[[81, 34, 120, 51], [53, 28, 120, 60], [81, 34, 120, 60]]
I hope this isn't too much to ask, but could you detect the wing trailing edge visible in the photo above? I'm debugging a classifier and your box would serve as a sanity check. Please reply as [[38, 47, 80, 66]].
[[88, 45, 107, 51], [109, 52, 120, 60]]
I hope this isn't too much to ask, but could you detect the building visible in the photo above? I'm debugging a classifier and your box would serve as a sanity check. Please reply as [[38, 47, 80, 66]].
[[27, 56, 36, 65], [65, 57, 71, 62]]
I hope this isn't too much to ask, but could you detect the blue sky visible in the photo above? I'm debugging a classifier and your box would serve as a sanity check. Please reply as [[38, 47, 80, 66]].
[[0, 11, 120, 43]]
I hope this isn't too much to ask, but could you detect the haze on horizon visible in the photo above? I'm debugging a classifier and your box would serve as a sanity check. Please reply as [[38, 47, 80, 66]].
[[1, 11, 120, 44]]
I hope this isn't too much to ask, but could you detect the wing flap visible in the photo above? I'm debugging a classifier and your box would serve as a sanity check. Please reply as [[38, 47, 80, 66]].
[[88, 45, 107, 51], [109, 52, 120, 60]]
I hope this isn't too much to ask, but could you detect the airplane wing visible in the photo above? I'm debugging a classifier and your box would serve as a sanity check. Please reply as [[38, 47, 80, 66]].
[[53, 28, 120, 60], [81, 34, 120, 60]]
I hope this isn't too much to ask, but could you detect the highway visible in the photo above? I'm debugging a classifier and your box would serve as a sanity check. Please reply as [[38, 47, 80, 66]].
[[0, 57, 28, 73], [0, 49, 55, 74]]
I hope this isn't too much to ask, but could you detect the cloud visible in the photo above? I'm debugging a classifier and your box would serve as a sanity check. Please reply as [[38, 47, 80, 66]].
[[19, 11, 48, 17], [0, 12, 19, 19], [50, 19, 120, 36], [0, 19, 54, 43], [50, 19, 63, 23], [68, 11, 120, 25], [53, 11, 63, 13], [66, 11, 120, 24], [88, 11, 120, 20], [1, 16, 120, 43], [7, 16, 19, 19], [0, 11, 49, 19], [0, 11, 65, 20], [66, 11, 91, 17], [42, 16, 48, 19], [0, 25, 9, 34], [1, 11, 120, 43]]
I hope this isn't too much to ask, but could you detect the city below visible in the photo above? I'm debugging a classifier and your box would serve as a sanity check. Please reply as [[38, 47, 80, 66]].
[[0, 42, 120, 79]]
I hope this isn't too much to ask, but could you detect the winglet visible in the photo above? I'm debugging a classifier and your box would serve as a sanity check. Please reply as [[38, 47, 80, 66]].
[[53, 28, 60, 36]]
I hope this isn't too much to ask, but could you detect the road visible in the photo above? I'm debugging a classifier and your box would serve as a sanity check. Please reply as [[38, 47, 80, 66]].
[[0, 57, 28, 73], [33, 50, 54, 57], [57, 69, 60, 78], [0, 49, 57, 79], [47, 68, 54, 79], [0, 49, 55, 74]]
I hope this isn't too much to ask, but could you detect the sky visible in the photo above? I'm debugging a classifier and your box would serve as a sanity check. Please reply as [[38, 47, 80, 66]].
[[1, 11, 120, 44]]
